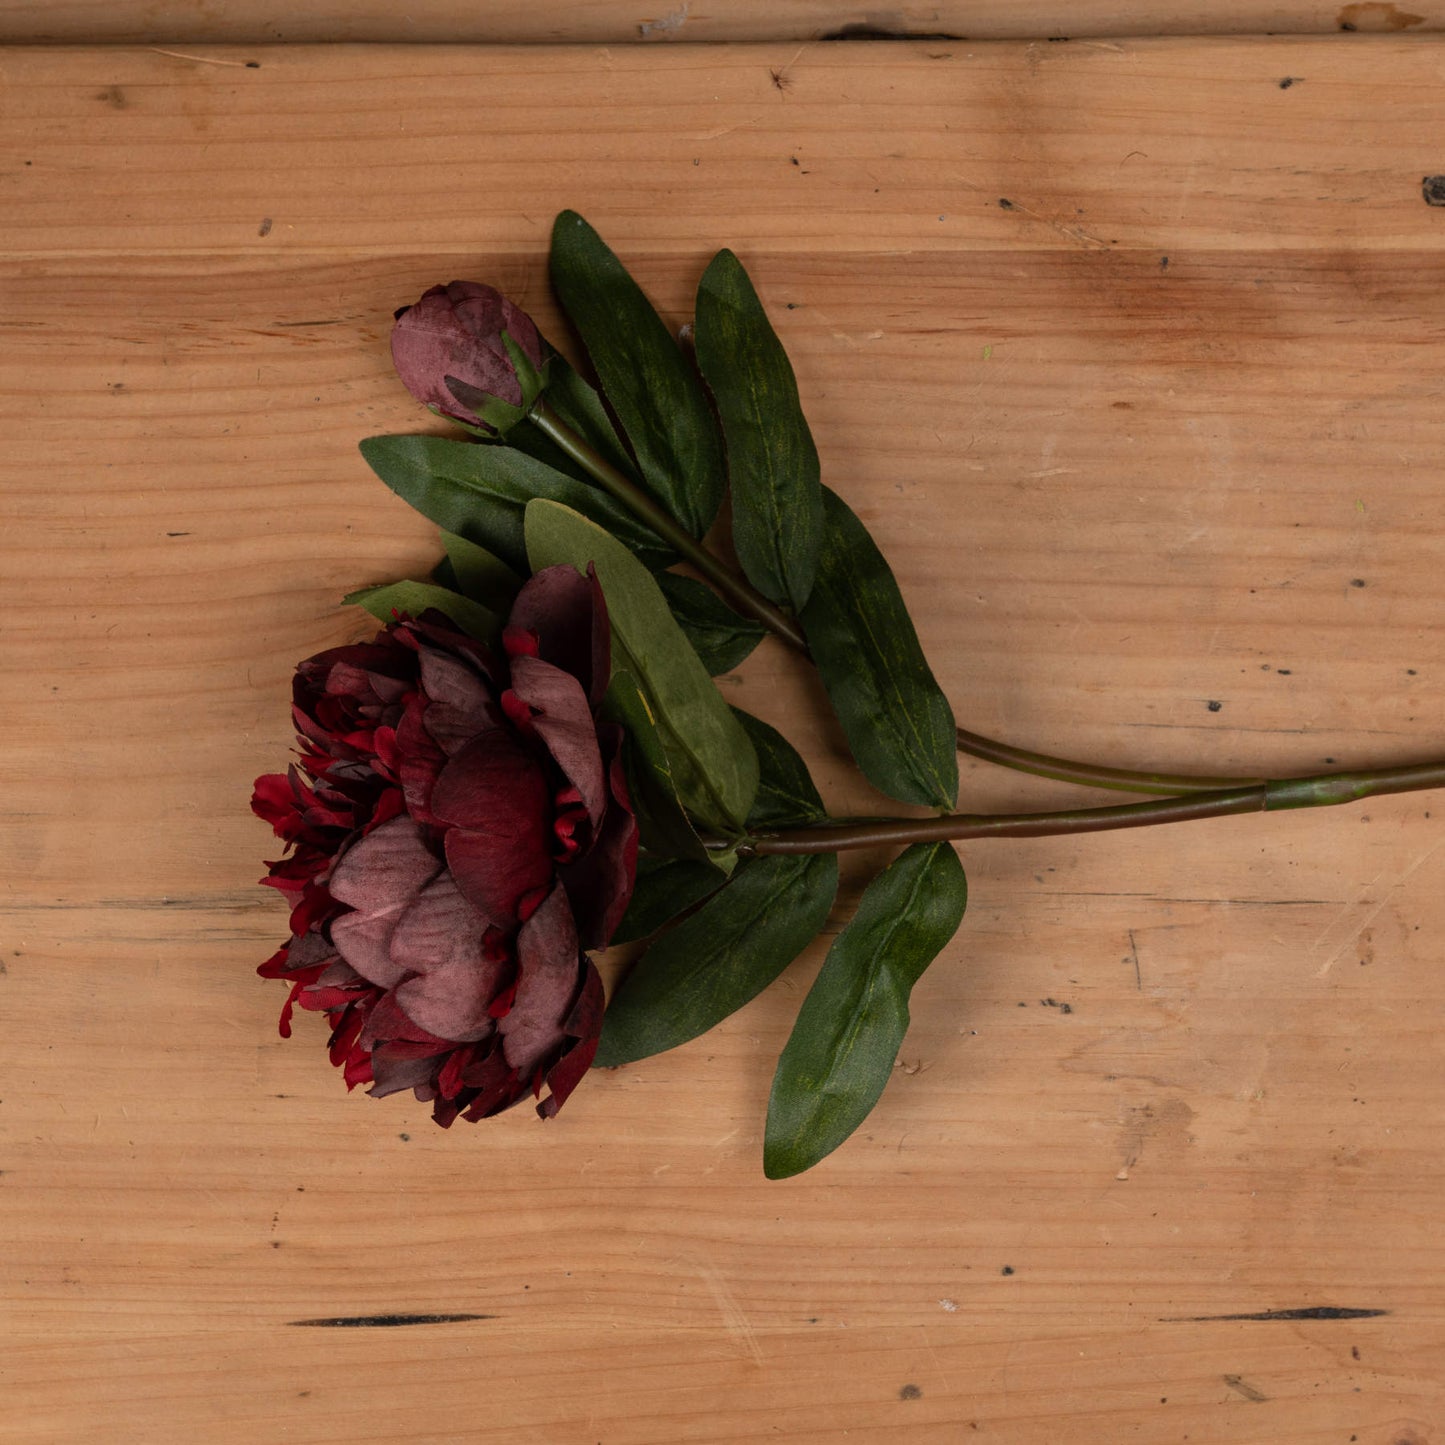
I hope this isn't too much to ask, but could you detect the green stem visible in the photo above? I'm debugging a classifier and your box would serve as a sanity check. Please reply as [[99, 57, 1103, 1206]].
[[953, 727, 1264, 796], [741, 759, 1445, 855], [525, 399, 1386, 804], [527, 398, 809, 651]]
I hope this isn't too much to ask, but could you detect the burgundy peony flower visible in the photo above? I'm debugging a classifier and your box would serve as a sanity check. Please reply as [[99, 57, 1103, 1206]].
[[252, 565, 637, 1124], [390, 281, 546, 428]]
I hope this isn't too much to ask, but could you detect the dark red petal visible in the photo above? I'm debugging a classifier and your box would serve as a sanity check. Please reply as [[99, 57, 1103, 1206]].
[[558, 724, 639, 950], [416, 646, 503, 754], [252, 773, 300, 835], [507, 654, 606, 830], [326, 817, 442, 988], [506, 563, 610, 706], [537, 959, 605, 1118], [432, 734, 554, 926], [498, 885, 582, 1078]]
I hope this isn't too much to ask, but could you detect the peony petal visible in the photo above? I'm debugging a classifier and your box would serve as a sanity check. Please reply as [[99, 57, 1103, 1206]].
[[367, 1045, 445, 1099], [388, 874, 506, 1042], [507, 563, 611, 706], [537, 959, 605, 1118], [416, 646, 504, 754], [432, 734, 554, 926], [326, 817, 442, 989], [508, 654, 606, 830], [498, 885, 583, 1078], [558, 724, 639, 950]]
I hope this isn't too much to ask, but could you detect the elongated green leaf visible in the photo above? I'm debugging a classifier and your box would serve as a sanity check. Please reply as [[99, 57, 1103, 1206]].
[[343, 579, 498, 644], [800, 487, 958, 809], [439, 532, 522, 612], [695, 249, 823, 612], [733, 709, 828, 828], [657, 572, 766, 676], [550, 211, 725, 538], [525, 500, 758, 832], [595, 852, 839, 1067], [603, 671, 716, 865], [358, 433, 673, 575], [609, 855, 727, 947], [764, 841, 967, 1179]]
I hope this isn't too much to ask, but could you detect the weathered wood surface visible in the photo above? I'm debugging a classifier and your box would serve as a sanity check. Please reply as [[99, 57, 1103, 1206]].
[[3, 38, 1444, 1444], [1, 0, 1441, 42]]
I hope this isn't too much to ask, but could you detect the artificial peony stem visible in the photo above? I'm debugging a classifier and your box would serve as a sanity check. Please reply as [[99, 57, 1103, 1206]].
[[526, 398, 810, 651], [953, 726, 1266, 796], [527, 401, 1415, 808], [741, 759, 1445, 855]]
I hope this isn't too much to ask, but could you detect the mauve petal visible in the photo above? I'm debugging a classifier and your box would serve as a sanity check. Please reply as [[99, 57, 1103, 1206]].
[[367, 1046, 444, 1099], [396, 962, 503, 1044], [326, 817, 442, 988], [537, 959, 605, 1118], [387, 873, 504, 1041], [432, 735, 554, 925], [508, 654, 606, 829], [507, 563, 609, 705], [416, 647, 503, 754], [499, 885, 582, 1078], [359, 990, 454, 1050], [558, 725, 639, 950]]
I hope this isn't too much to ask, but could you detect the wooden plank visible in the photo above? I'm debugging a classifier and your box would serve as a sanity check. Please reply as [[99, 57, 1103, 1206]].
[[3, 37, 1445, 1445], [0, 0, 1440, 43]]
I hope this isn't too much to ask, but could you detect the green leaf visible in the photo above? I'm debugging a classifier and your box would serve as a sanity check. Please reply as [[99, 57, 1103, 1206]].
[[603, 671, 717, 866], [595, 852, 839, 1067], [764, 841, 967, 1179], [358, 433, 674, 576], [800, 486, 958, 809], [695, 249, 823, 612], [733, 709, 829, 828], [439, 532, 522, 612], [343, 579, 499, 644], [656, 573, 766, 676], [609, 855, 726, 947], [549, 211, 725, 538], [525, 500, 758, 832]]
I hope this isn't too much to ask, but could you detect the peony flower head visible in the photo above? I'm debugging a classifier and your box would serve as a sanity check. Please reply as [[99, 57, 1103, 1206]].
[[253, 565, 637, 1124], [390, 281, 547, 431]]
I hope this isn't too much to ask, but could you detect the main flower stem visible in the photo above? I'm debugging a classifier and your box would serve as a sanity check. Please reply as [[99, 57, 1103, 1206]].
[[742, 759, 1445, 854], [527, 399, 809, 651], [952, 727, 1263, 795], [525, 400, 1381, 803]]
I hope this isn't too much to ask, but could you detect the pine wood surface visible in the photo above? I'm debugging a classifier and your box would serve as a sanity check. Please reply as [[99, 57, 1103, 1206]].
[[2, 0, 1443, 43], [3, 37, 1444, 1445]]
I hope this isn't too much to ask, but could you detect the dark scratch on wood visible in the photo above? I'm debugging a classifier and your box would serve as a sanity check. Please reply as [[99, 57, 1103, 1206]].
[[1127, 928, 1142, 990], [1223, 1374, 1268, 1402], [1162, 1306, 1388, 1322], [289, 1312, 496, 1328]]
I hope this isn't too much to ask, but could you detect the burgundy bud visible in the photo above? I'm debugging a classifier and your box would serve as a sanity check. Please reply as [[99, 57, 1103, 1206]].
[[389, 281, 547, 429]]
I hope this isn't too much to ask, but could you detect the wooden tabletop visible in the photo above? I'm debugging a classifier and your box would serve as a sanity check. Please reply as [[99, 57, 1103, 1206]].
[[4, 36, 1444, 1444]]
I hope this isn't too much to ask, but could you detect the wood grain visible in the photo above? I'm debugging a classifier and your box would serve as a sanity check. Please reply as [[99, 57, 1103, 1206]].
[[0, 0, 1441, 43], [3, 38, 1445, 1445]]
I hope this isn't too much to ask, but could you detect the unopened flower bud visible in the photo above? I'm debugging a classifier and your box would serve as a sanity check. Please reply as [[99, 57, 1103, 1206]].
[[390, 281, 547, 433]]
